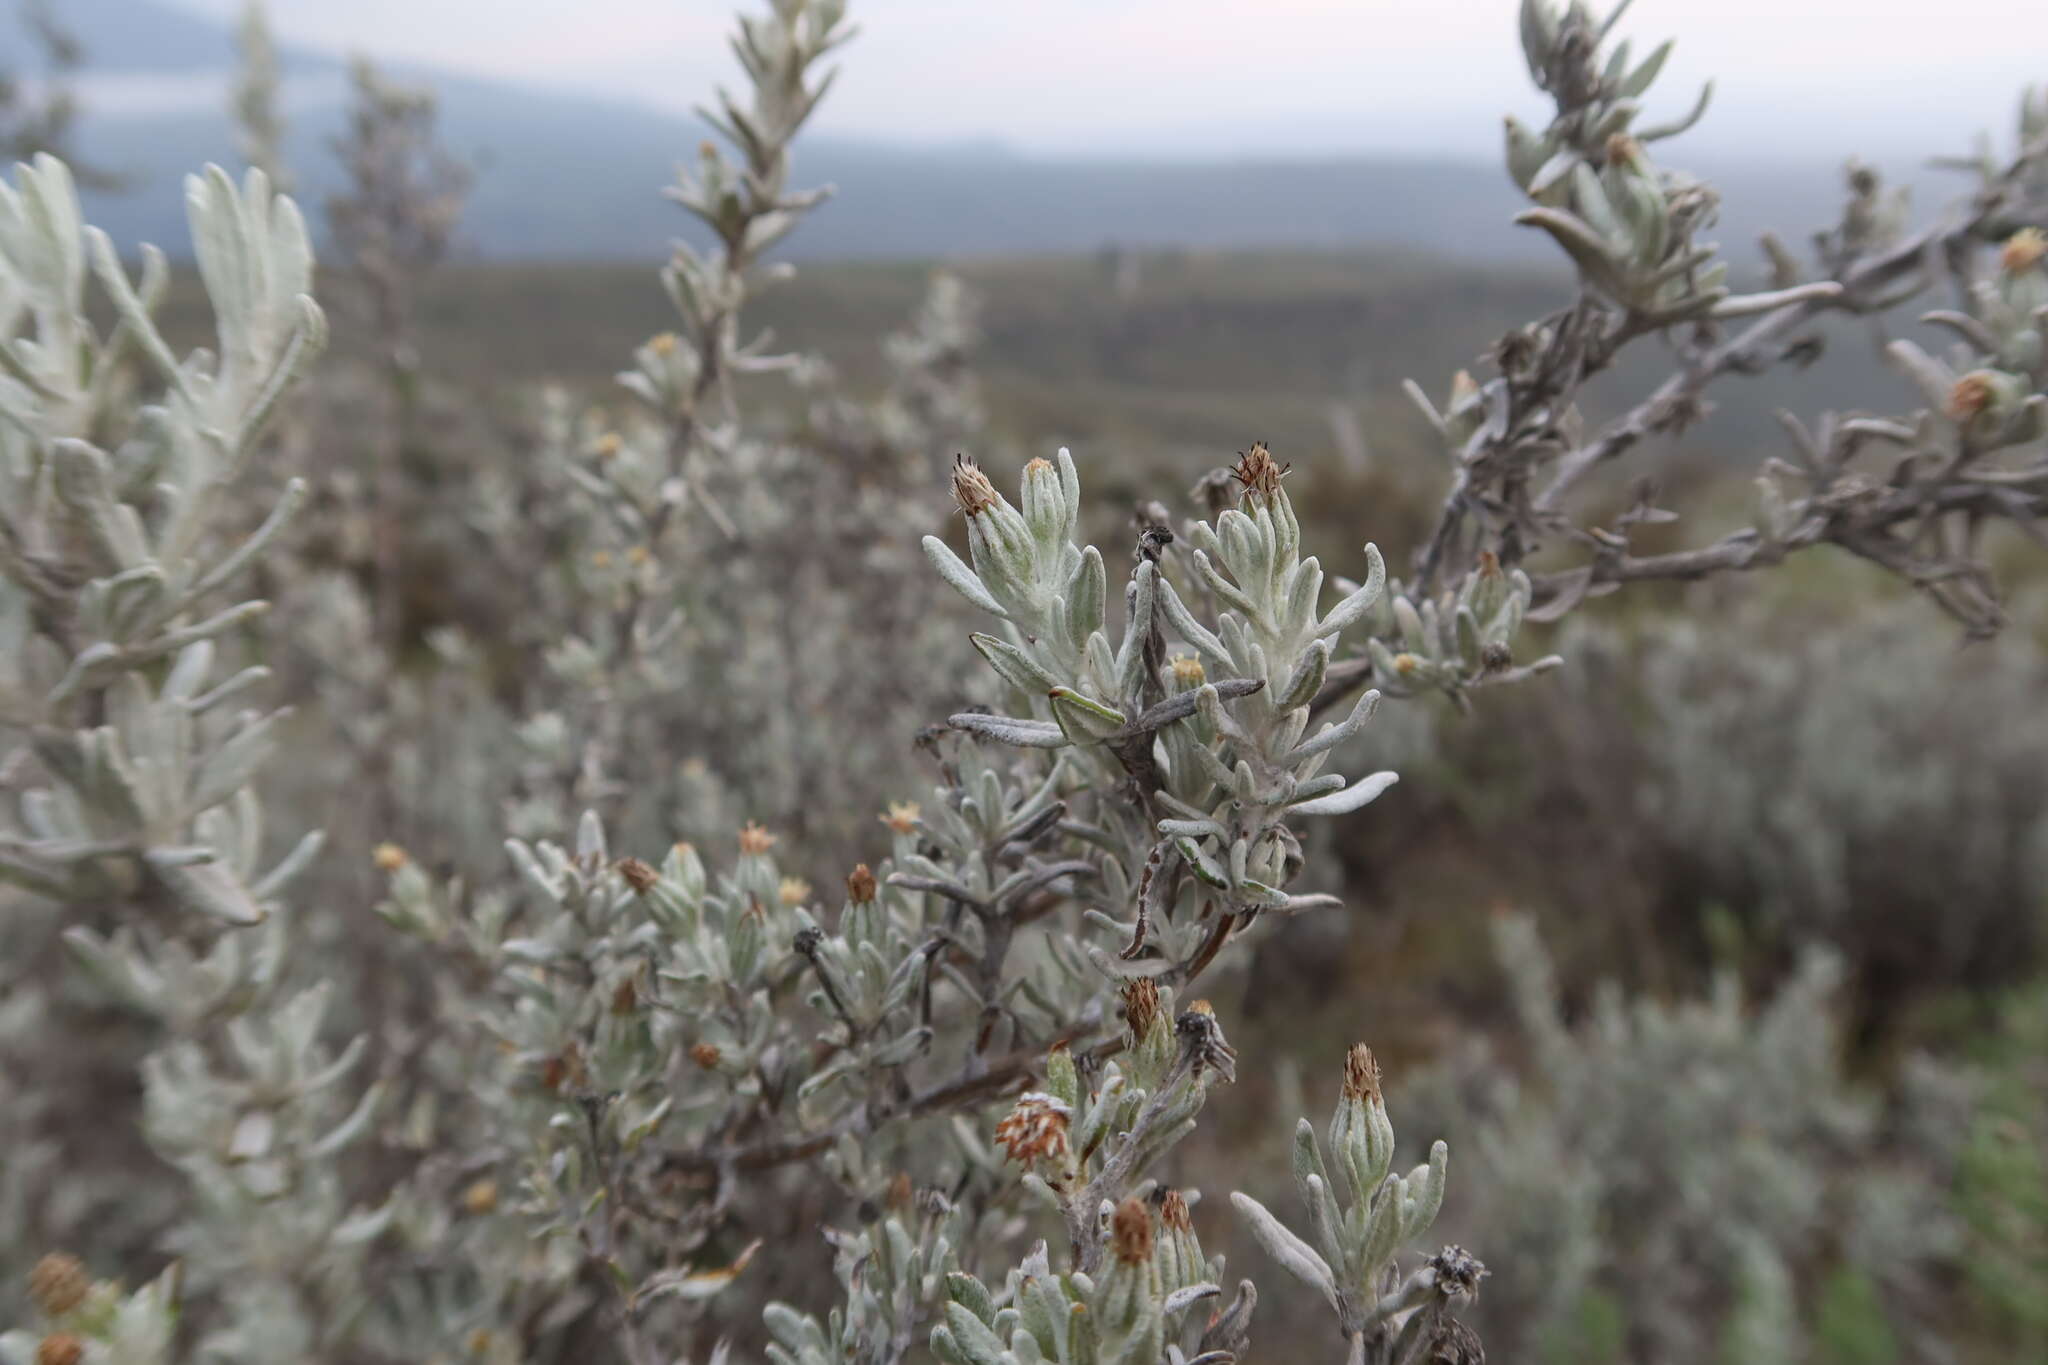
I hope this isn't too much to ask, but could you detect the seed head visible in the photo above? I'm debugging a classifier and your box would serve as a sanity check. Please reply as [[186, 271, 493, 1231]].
[[616, 857, 659, 894], [880, 801, 921, 835], [371, 842, 409, 872], [28, 1254, 89, 1317], [1110, 1197, 1155, 1265], [689, 1042, 722, 1070], [1229, 441, 1291, 503], [738, 822, 778, 856], [994, 1092, 1072, 1169], [1342, 1043, 1384, 1104], [951, 453, 1000, 517], [462, 1179, 499, 1216], [846, 863, 879, 904], [35, 1335, 84, 1365], [2002, 227, 2047, 274]]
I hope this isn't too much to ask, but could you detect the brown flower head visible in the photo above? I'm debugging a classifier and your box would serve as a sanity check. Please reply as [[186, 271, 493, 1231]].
[[1229, 441, 1291, 503], [738, 822, 778, 856], [35, 1335, 84, 1365], [1110, 1197, 1156, 1265], [1158, 1187, 1193, 1234], [1604, 133, 1643, 168], [993, 1092, 1072, 1169], [1121, 978, 1163, 1042], [951, 453, 1000, 517], [1343, 1043, 1384, 1104], [2003, 226, 2047, 274], [689, 1042, 722, 1070], [880, 801, 921, 835], [616, 857, 659, 894], [371, 842, 409, 873], [28, 1254, 89, 1317], [846, 863, 879, 904], [461, 1179, 499, 1216], [1947, 372, 1997, 422], [610, 973, 640, 1015]]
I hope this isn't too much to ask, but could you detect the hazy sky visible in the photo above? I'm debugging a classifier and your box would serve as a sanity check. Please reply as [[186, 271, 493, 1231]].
[[168, 0, 2048, 162]]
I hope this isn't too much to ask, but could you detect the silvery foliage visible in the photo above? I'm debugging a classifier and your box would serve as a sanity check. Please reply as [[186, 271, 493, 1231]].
[[1403, 913, 1960, 1365], [1402, 0, 2048, 643], [0, 155, 322, 923], [0, 158, 394, 1360]]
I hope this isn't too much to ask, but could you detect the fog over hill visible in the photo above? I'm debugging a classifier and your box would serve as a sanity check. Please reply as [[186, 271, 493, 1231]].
[[32, 0, 1965, 267]]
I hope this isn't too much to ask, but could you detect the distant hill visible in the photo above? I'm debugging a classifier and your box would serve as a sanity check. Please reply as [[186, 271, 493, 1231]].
[[37, 0, 1963, 267]]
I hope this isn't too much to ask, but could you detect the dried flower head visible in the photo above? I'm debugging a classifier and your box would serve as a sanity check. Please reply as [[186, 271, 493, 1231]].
[[1176, 1006, 1237, 1084], [738, 822, 778, 856], [951, 453, 1000, 517], [35, 1335, 84, 1365], [1947, 372, 1997, 422], [616, 857, 659, 894], [689, 1042, 722, 1070], [1122, 978, 1163, 1042], [461, 1179, 499, 1216], [2002, 226, 2047, 274], [1111, 1197, 1155, 1265], [1393, 652, 1421, 676], [1167, 654, 1206, 689], [649, 331, 679, 356], [1229, 441, 1291, 502], [880, 801, 921, 835], [993, 1092, 1072, 1168], [593, 432, 623, 460], [1024, 455, 1054, 478], [1158, 1187, 1193, 1234], [1604, 133, 1643, 167], [610, 973, 639, 1015], [371, 842, 409, 872], [778, 877, 812, 907], [1428, 1245, 1490, 1299], [846, 863, 879, 904], [28, 1254, 89, 1317], [1342, 1043, 1384, 1104]]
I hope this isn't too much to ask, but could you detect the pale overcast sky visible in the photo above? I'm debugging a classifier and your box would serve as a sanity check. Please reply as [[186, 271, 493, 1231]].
[[168, 0, 2048, 162]]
